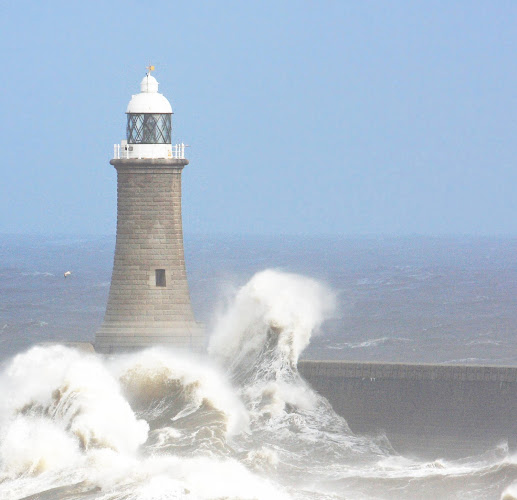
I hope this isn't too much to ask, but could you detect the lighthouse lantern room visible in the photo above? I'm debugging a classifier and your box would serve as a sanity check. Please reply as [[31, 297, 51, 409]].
[[114, 68, 186, 160]]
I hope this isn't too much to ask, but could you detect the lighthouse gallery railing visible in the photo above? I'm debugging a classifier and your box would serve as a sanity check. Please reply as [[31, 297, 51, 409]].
[[113, 143, 187, 160]]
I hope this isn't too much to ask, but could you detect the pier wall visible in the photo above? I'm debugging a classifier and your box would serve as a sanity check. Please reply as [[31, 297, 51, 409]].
[[298, 360, 517, 459]]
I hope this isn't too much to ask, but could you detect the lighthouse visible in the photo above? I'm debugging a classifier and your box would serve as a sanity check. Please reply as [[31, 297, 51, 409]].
[[95, 68, 204, 353]]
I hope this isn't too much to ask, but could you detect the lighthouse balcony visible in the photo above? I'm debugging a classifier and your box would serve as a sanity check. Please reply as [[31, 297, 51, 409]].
[[114, 141, 187, 160]]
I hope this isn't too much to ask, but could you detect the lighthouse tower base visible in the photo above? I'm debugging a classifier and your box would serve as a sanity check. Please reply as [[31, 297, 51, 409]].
[[95, 323, 205, 354]]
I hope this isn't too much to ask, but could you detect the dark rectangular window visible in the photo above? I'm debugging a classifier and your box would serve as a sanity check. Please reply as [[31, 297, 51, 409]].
[[155, 269, 166, 287]]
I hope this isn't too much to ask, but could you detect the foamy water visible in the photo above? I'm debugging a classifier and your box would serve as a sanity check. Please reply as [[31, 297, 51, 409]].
[[1, 270, 516, 499]]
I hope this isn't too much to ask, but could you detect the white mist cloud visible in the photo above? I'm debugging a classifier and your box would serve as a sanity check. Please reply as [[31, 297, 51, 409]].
[[208, 269, 336, 367]]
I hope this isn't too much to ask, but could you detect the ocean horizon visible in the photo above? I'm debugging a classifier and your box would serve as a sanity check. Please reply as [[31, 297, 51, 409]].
[[1, 233, 516, 365]]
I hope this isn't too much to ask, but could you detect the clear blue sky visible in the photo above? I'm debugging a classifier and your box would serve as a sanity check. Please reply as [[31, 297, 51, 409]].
[[0, 1, 515, 236]]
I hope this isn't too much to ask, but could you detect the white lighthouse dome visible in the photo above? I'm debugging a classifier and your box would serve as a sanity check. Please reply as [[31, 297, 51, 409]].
[[126, 74, 173, 114], [140, 74, 159, 92]]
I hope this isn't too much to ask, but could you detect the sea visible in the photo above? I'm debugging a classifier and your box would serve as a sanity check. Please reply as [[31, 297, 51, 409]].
[[1, 234, 517, 499]]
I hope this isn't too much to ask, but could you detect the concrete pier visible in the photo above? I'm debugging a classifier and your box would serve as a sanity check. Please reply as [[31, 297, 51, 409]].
[[298, 360, 517, 459]]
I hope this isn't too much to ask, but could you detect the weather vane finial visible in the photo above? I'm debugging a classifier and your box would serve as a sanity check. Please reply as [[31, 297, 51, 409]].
[[146, 64, 155, 75]]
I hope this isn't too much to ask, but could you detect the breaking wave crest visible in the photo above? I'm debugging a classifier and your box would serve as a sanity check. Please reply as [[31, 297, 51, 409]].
[[209, 269, 388, 468], [0, 269, 515, 499], [209, 269, 336, 370]]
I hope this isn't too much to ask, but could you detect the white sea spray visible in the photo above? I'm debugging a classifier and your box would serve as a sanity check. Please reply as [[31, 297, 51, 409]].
[[0, 270, 515, 499], [209, 269, 336, 368], [108, 348, 249, 437]]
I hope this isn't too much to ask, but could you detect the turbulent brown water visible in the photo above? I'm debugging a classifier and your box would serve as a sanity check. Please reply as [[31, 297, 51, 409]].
[[1, 269, 517, 499]]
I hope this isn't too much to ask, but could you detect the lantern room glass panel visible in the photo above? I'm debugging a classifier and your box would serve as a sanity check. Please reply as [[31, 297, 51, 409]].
[[126, 113, 172, 144]]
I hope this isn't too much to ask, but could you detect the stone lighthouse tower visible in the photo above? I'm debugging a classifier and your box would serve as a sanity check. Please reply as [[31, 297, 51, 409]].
[[96, 68, 204, 353]]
